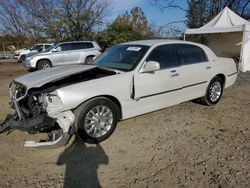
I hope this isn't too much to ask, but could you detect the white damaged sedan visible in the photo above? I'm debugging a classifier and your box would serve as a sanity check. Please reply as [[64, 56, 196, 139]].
[[0, 40, 238, 147]]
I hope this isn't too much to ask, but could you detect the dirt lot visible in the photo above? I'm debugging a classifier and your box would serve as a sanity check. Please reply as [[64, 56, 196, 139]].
[[0, 61, 249, 188]]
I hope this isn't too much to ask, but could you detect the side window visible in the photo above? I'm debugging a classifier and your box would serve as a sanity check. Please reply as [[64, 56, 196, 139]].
[[84, 42, 94, 49], [56, 43, 71, 52], [45, 45, 51, 49], [177, 44, 208, 65], [31, 45, 42, 51], [37, 45, 43, 52], [147, 44, 179, 69], [71, 42, 94, 50], [71, 43, 83, 50]]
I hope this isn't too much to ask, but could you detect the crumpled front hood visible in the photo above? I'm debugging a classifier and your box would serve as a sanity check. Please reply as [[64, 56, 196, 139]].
[[14, 65, 97, 89]]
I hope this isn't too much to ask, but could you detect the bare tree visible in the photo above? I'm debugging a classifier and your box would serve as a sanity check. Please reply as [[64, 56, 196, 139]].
[[0, 0, 111, 41], [152, 0, 250, 37], [153, 0, 250, 20], [152, 0, 191, 12], [56, 0, 110, 40], [0, 0, 33, 36]]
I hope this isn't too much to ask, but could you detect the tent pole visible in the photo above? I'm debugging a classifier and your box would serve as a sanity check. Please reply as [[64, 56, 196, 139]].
[[184, 34, 186, 41], [239, 29, 246, 72]]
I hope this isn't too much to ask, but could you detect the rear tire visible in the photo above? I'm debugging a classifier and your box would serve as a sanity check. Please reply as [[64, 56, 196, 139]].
[[74, 97, 118, 144], [201, 76, 224, 106], [84, 56, 94, 64], [37, 60, 52, 70]]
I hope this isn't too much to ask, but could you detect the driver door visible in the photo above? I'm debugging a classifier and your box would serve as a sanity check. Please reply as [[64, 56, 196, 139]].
[[134, 44, 184, 110], [50, 43, 72, 65]]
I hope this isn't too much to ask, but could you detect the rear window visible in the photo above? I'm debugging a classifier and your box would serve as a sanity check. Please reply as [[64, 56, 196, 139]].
[[177, 44, 208, 65]]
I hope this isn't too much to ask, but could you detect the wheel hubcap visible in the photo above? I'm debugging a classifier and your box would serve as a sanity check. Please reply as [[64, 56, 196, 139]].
[[84, 105, 113, 138], [41, 62, 50, 69], [209, 81, 222, 102], [86, 58, 92, 64]]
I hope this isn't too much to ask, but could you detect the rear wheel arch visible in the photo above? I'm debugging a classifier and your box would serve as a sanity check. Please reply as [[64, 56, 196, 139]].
[[201, 75, 224, 106], [215, 73, 226, 88], [86, 55, 95, 58], [84, 55, 95, 64]]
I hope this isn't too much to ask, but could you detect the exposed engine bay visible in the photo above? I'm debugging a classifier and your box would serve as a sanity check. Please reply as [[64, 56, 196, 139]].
[[0, 67, 116, 148]]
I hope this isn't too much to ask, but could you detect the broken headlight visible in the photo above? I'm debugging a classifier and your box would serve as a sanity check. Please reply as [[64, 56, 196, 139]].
[[45, 93, 64, 112], [9, 81, 27, 100]]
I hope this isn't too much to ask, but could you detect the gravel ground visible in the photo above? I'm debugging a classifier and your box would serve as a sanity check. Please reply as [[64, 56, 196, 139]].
[[0, 62, 249, 188]]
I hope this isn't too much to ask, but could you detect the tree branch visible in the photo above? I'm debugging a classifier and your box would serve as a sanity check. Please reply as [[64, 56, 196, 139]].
[[160, 5, 187, 12]]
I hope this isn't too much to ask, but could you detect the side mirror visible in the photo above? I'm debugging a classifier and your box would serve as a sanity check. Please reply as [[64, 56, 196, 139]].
[[52, 48, 58, 52], [140, 61, 160, 73]]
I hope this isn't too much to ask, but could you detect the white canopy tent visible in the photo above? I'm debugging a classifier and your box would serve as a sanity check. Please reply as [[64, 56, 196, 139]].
[[185, 7, 250, 72]]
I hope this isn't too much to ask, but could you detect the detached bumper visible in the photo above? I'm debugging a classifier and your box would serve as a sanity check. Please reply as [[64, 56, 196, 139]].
[[0, 113, 56, 134], [0, 114, 73, 148], [0, 82, 76, 148]]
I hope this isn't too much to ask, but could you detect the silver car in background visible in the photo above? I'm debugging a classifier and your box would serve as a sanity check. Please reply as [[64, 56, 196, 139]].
[[22, 41, 102, 70]]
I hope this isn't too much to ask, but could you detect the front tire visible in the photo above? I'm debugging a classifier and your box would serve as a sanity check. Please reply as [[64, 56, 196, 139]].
[[201, 76, 224, 106], [37, 60, 52, 70], [74, 97, 118, 143]]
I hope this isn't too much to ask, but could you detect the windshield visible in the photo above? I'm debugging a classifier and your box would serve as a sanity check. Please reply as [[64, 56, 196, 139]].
[[44, 44, 56, 52], [92, 44, 149, 71]]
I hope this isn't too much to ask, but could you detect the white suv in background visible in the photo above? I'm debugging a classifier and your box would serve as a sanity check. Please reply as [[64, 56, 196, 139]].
[[22, 41, 102, 70], [14, 43, 53, 60]]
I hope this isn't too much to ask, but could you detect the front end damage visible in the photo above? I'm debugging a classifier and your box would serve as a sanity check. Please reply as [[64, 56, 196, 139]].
[[0, 66, 118, 148], [0, 81, 75, 148]]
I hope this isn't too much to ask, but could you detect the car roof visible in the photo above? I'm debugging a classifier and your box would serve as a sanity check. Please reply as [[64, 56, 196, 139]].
[[121, 39, 218, 60], [121, 39, 200, 47], [59, 41, 95, 44], [35, 43, 53, 45]]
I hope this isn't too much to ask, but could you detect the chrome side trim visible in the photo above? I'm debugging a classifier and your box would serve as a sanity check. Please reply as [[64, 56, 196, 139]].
[[227, 72, 238, 77]]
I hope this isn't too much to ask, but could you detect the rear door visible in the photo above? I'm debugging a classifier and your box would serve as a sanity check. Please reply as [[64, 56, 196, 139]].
[[176, 44, 213, 100], [68, 42, 85, 64], [80, 42, 95, 63], [68, 42, 95, 64]]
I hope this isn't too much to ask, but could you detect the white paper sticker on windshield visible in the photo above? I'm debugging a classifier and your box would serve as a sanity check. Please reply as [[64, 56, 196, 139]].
[[127, 47, 141, 51]]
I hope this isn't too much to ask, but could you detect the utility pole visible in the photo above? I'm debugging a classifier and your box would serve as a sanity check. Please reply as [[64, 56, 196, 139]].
[[2, 43, 5, 56]]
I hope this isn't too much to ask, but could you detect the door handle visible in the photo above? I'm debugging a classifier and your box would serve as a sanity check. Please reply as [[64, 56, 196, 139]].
[[206, 66, 212, 70], [171, 73, 179, 77], [171, 70, 177, 73]]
